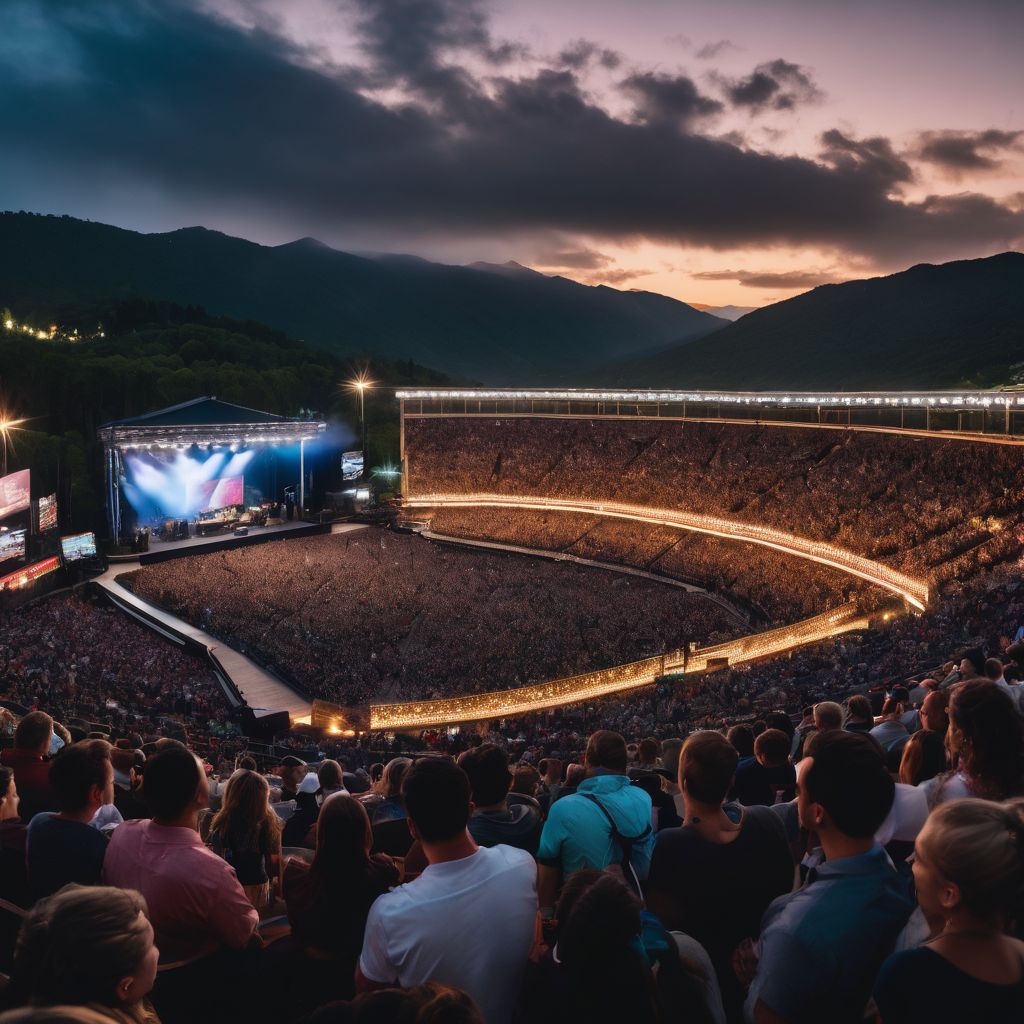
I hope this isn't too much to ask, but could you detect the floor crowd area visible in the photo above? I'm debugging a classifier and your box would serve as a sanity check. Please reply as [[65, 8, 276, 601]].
[[121, 532, 740, 706]]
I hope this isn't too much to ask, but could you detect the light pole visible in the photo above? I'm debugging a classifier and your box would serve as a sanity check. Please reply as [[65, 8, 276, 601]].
[[0, 415, 27, 478], [347, 375, 375, 479]]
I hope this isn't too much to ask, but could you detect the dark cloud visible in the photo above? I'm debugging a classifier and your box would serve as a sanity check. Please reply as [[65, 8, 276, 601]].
[[556, 39, 621, 70], [721, 58, 824, 112], [588, 267, 656, 286], [913, 128, 1024, 171], [695, 40, 737, 60], [620, 71, 723, 126], [1, 0, 1022, 269], [693, 269, 843, 289], [820, 129, 915, 188], [348, 0, 523, 115], [533, 248, 612, 269]]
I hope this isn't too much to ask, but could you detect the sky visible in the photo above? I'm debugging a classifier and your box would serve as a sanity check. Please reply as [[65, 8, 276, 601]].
[[1, 0, 1022, 307]]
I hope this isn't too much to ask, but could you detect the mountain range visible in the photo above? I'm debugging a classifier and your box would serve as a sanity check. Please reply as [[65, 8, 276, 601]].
[[0, 212, 724, 383], [602, 252, 1024, 389]]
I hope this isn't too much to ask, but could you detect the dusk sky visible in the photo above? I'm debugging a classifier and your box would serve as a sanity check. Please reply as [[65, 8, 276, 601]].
[[2, 0, 1022, 306]]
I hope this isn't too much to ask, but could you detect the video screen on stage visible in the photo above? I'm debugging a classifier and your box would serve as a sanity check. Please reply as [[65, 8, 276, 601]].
[[0, 556, 59, 593], [122, 448, 256, 520], [187, 474, 244, 512], [0, 529, 26, 565], [60, 532, 97, 562], [0, 469, 30, 521], [37, 493, 57, 532], [342, 450, 363, 481]]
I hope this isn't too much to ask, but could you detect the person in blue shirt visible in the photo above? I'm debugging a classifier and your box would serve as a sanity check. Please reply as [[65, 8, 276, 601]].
[[537, 730, 654, 914], [741, 730, 914, 1024], [27, 739, 112, 903]]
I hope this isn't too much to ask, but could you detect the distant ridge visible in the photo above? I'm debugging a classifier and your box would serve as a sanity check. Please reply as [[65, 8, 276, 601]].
[[600, 252, 1024, 389], [0, 212, 726, 383]]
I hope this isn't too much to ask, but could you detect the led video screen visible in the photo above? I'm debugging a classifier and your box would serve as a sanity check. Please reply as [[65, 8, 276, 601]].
[[342, 450, 364, 481], [60, 532, 98, 561], [122, 448, 255, 519], [0, 529, 26, 564], [0, 556, 59, 593], [37, 493, 57, 531], [0, 469, 30, 521]]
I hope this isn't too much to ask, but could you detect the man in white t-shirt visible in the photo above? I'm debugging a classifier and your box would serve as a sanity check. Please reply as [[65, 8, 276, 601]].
[[357, 756, 537, 1024]]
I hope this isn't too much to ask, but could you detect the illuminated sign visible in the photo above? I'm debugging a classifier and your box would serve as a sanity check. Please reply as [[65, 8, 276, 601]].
[[0, 556, 60, 593], [369, 602, 872, 730], [37, 493, 57, 531], [0, 469, 30, 520], [342, 451, 364, 481]]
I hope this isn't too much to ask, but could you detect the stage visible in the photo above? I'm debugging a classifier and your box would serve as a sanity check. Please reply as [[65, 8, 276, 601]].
[[107, 518, 330, 564]]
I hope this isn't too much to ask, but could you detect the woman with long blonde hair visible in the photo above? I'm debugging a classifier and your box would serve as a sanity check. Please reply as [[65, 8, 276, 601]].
[[206, 769, 281, 912]]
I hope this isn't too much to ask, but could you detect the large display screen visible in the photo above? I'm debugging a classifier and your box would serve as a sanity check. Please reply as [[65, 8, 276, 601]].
[[187, 474, 244, 512], [0, 469, 30, 521], [37, 493, 57, 532], [122, 448, 255, 519], [0, 529, 26, 564], [0, 556, 59, 593], [342, 450, 364, 481], [60, 532, 98, 561]]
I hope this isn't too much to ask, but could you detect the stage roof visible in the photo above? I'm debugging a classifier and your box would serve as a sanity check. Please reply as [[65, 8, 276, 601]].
[[98, 396, 325, 449], [100, 396, 289, 429]]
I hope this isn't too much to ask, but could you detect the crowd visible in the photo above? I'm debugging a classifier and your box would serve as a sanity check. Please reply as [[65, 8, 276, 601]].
[[405, 417, 1024, 583], [429, 508, 860, 624], [123, 533, 740, 705], [0, 658, 1021, 1024], [0, 592, 241, 752]]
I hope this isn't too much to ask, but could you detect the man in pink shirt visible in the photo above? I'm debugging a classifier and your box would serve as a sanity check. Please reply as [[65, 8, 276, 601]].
[[103, 742, 258, 965]]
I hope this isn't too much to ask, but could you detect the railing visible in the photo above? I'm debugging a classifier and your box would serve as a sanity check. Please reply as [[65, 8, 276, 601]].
[[368, 601, 872, 730], [404, 494, 929, 610]]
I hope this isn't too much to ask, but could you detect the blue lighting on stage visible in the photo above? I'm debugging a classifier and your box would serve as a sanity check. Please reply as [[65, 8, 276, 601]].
[[122, 447, 257, 519]]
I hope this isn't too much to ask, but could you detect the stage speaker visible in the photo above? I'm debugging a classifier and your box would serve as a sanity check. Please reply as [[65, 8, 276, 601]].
[[238, 708, 291, 738]]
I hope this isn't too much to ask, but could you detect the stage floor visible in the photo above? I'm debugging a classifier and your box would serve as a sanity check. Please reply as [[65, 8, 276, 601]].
[[108, 519, 326, 564]]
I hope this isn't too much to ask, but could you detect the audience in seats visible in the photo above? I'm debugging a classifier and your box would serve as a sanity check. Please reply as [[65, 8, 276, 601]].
[[205, 769, 282, 913], [0, 764, 28, 913], [361, 757, 411, 825], [918, 689, 949, 736], [101, 743, 259, 964], [9, 885, 160, 1023], [920, 680, 1023, 807], [1, 713, 57, 824], [519, 869, 719, 1024], [537, 730, 655, 910], [646, 731, 794, 1021], [897, 730, 948, 787], [872, 798, 1024, 1023], [458, 744, 542, 855], [356, 757, 537, 1024], [843, 694, 875, 734], [742, 731, 914, 1023], [282, 793, 399, 1007], [26, 741, 112, 902]]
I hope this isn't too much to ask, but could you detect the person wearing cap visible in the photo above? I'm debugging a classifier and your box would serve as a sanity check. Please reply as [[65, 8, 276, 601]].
[[282, 770, 326, 848], [277, 756, 307, 803]]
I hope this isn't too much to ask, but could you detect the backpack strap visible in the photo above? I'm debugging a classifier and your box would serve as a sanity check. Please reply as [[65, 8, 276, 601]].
[[580, 792, 652, 862]]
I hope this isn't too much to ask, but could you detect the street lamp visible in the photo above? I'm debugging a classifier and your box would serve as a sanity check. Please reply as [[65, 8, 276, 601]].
[[346, 374, 375, 476], [0, 414, 27, 478]]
